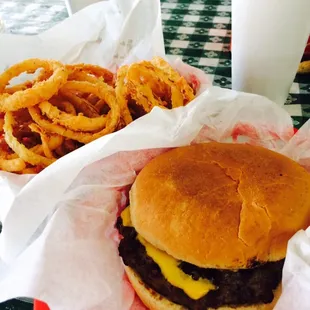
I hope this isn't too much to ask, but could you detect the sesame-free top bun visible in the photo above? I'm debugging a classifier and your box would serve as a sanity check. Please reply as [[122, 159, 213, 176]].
[[125, 266, 281, 310], [129, 142, 310, 269]]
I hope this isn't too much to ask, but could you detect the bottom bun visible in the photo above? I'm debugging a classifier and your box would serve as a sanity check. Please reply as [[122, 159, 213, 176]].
[[125, 266, 281, 310]]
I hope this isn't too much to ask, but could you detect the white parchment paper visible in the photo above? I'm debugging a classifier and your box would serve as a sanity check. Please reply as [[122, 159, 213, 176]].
[[0, 1, 309, 309]]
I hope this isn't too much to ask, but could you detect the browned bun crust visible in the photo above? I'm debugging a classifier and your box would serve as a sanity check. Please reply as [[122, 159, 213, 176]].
[[125, 266, 281, 310], [130, 142, 310, 268]]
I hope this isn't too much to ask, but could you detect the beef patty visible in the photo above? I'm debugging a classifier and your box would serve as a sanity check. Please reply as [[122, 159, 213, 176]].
[[116, 217, 284, 310]]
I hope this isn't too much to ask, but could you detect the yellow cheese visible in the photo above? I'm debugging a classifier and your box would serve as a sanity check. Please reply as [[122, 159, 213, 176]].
[[120, 207, 216, 300], [138, 235, 216, 299], [120, 206, 132, 227]]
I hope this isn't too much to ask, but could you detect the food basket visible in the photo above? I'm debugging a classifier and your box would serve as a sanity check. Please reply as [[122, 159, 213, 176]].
[[32, 127, 299, 310], [34, 300, 49, 310]]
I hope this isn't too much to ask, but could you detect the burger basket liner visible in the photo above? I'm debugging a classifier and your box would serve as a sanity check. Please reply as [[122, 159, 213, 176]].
[[0, 1, 310, 309]]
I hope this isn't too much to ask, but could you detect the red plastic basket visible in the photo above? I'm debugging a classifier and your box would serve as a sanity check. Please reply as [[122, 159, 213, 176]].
[[34, 300, 49, 310]]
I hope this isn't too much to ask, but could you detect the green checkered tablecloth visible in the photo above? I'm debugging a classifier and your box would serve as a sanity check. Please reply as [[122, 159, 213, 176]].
[[160, 0, 310, 128], [162, 0, 232, 86]]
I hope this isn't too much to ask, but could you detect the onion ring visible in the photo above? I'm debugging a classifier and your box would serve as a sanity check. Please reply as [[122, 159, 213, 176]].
[[30, 134, 64, 156], [7, 133, 63, 159], [115, 60, 189, 125], [55, 100, 77, 115], [21, 166, 43, 174], [60, 90, 100, 118], [29, 123, 54, 159], [38, 81, 116, 132], [0, 118, 4, 132], [0, 57, 194, 174], [39, 101, 109, 132], [94, 99, 111, 115], [127, 62, 184, 109], [115, 63, 167, 124], [29, 82, 120, 143], [86, 93, 100, 105], [68, 71, 103, 84], [29, 106, 118, 144], [0, 157, 26, 173], [3, 67, 41, 94], [66, 64, 114, 86], [150, 57, 195, 104], [50, 96, 77, 115], [150, 57, 181, 81], [3, 112, 55, 167], [4, 81, 34, 94], [0, 59, 68, 112], [115, 65, 133, 125]]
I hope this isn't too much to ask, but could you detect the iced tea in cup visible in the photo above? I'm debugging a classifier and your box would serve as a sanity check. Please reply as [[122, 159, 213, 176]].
[[231, 0, 310, 106]]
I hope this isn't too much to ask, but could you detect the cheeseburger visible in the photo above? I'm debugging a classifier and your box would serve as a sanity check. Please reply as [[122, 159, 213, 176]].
[[116, 142, 310, 310]]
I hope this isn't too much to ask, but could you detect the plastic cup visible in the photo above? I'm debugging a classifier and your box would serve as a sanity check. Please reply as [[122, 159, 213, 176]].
[[231, 0, 310, 106], [0, 18, 5, 33]]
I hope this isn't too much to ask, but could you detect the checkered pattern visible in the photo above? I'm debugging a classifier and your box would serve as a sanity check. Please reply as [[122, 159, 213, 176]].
[[0, 0, 68, 35], [162, 0, 232, 89], [161, 0, 310, 129]]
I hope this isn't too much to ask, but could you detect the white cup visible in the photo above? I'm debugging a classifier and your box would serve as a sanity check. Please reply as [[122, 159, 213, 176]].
[[0, 18, 5, 33], [65, 0, 103, 15], [232, 0, 310, 106]]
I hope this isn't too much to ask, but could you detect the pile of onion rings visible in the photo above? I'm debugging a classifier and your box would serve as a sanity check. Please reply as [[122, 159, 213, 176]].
[[0, 57, 195, 174]]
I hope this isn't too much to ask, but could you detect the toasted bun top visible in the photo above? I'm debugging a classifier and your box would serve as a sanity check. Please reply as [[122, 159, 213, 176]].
[[130, 142, 310, 269]]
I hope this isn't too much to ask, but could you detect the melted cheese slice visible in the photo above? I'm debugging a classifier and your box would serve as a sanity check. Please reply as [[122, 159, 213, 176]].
[[120, 206, 132, 227], [120, 207, 216, 300]]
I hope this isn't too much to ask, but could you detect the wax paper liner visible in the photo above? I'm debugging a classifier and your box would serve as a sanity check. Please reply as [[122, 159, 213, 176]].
[[0, 1, 309, 309], [0, 85, 308, 310]]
